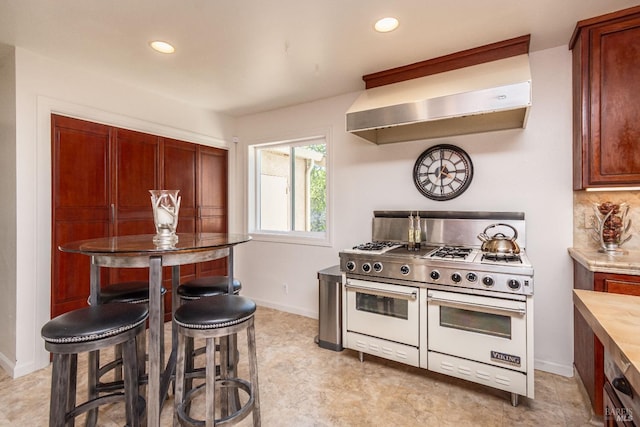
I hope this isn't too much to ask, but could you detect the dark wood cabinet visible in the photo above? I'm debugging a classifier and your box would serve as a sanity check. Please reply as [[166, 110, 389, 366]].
[[51, 115, 228, 319], [197, 145, 228, 277], [573, 261, 640, 416], [570, 6, 640, 190], [52, 116, 113, 317]]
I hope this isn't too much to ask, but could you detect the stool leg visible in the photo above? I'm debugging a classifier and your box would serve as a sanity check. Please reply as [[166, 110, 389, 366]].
[[227, 333, 241, 413], [247, 320, 261, 427], [68, 354, 77, 427], [205, 337, 216, 427], [86, 350, 99, 426], [137, 330, 146, 390], [49, 353, 70, 427], [113, 344, 123, 382], [122, 337, 141, 427], [184, 336, 195, 407], [220, 336, 229, 417], [173, 330, 186, 427]]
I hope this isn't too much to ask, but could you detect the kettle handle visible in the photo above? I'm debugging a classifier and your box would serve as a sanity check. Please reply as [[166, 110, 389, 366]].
[[481, 223, 518, 240]]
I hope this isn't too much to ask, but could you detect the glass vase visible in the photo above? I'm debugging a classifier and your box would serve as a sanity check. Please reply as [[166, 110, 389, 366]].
[[149, 190, 181, 245]]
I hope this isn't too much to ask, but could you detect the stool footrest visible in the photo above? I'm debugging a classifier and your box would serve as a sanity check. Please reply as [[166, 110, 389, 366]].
[[176, 378, 255, 427]]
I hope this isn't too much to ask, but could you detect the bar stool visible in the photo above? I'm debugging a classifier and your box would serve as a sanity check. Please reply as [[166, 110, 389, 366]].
[[41, 303, 148, 427], [173, 295, 260, 427], [90, 281, 167, 392], [177, 276, 241, 380]]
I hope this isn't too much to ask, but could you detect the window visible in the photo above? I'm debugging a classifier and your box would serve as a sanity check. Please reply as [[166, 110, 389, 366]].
[[248, 133, 329, 244]]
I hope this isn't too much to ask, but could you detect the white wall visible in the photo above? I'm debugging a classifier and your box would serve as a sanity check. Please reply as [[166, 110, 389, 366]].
[[6, 47, 236, 377], [235, 45, 575, 376], [0, 46, 17, 367]]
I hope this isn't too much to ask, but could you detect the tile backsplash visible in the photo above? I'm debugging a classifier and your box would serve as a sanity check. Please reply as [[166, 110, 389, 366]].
[[574, 190, 640, 250]]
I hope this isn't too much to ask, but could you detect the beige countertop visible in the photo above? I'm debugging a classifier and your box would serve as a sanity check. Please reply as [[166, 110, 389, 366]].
[[573, 289, 640, 393], [569, 247, 640, 276]]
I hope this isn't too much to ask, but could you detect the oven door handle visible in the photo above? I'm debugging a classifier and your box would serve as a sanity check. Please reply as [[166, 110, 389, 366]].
[[345, 283, 417, 301], [427, 296, 526, 317]]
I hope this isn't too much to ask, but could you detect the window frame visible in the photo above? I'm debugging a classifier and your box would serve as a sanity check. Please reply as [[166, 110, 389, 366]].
[[247, 129, 331, 247]]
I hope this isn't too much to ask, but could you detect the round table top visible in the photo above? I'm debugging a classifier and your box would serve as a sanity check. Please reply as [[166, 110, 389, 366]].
[[59, 233, 252, 256]]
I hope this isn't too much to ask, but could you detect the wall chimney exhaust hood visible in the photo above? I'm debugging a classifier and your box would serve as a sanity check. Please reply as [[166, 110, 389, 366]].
[[346, 54, 532, 144]]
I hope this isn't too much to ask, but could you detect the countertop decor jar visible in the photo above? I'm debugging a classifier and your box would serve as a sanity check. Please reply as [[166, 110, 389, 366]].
[[589, 201, 632, 255]]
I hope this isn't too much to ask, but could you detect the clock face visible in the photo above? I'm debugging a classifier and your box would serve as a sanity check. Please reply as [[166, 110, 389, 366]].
[[413, 144, 474, 201]]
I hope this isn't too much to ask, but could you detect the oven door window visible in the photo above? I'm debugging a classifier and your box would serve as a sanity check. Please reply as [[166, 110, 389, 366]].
[[356, 292, 408, 320], [440, 306, 511, 339]]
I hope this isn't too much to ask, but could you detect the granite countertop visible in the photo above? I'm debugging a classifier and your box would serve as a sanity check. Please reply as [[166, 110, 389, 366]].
[[569, 247, 640, 276], [573, 289, 640, 393]]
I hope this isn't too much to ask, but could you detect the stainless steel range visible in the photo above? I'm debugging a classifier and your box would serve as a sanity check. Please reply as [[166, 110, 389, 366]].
[[339, 211, 534, 406]]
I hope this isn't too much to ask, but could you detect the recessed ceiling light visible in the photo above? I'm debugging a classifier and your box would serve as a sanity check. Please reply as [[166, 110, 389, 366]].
[[374, 17, 399, 33], [149, 41, 175, 54]]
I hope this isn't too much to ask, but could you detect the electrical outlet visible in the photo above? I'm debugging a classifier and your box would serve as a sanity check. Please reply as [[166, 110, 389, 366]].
[[282, 283, 289, 294]]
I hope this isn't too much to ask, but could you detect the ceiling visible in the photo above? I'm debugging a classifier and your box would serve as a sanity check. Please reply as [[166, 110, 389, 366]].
[[1, 0, 638, 116]]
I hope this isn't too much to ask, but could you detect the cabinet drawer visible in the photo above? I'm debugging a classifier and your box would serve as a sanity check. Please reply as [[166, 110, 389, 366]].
[[606, 280, 640, 296]]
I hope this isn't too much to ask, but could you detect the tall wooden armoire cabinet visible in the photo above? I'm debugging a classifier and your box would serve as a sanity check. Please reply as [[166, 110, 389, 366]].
[[51, 114, 228, 319]]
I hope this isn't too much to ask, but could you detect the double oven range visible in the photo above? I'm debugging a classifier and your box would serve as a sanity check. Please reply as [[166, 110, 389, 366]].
[[339, 211, 534, 406]]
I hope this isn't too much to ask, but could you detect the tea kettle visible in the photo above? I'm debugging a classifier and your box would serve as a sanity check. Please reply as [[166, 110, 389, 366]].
[[477, 223, 521, 254]]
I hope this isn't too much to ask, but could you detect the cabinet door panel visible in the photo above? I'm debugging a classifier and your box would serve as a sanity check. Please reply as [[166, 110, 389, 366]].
[[114, 128, 159, 220], [110, 128, 159, 284], [592, 17, 640, 183], [51, 114, 112, 317], [197, 146, 228, 276], [163, 138, 197, 225], [162, 139, 198, 313]]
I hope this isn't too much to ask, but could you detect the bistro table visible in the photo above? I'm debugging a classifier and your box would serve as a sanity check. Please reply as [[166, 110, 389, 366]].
[[59, 232, 251, 427]]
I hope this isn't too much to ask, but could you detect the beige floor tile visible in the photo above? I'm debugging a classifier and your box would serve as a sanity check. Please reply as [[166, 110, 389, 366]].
[[0, 306, 595, 426]]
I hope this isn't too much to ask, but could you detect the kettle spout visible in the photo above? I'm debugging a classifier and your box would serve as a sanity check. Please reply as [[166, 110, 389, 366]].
[[477, 233, 489, 242]]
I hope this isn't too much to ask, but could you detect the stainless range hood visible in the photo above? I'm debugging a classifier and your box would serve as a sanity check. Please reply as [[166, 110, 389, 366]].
[[346, 54, 532, 144]]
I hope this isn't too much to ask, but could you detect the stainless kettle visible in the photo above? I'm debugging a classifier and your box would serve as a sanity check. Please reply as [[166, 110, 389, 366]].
[[477, 223, 521, 254]]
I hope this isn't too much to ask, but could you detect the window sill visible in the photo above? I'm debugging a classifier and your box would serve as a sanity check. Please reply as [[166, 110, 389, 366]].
[[249, 231, 332, 247]]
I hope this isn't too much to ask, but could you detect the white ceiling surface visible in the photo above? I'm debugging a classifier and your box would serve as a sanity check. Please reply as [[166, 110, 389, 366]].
[[1, 0, 638, 116]]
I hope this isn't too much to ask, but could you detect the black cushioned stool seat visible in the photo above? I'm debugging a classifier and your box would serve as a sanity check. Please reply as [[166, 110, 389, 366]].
[[98, 280, 167, 305], [173, 295, 261, 426], [177, 276, 242, 301], [41, 303, 148, 427]]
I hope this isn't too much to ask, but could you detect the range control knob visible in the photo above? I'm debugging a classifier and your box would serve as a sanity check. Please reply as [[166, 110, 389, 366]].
[[466, 272, 478, 283], [430, 270, 440, 281], [373, 262, 383, 272], [508, 279, 521, 291], [362, 263, 371, 273], [346, 261, 356, 271], [400, 265, 411, 275], [451, 273, 462, 283], [482, 276, 495, 287]]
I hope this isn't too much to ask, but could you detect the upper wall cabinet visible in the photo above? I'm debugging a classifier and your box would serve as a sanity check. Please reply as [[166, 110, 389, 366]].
[[571, 5, 640, 190]]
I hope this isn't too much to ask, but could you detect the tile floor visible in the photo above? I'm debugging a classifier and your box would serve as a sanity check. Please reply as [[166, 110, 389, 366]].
[[0, 306, 600, 426]]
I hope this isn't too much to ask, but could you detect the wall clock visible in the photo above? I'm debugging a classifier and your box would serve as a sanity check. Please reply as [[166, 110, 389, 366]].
[[413, 144, 474, 201]]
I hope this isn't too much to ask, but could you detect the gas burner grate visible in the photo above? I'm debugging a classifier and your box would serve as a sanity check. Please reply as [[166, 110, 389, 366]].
[[430, 246, 474, 260], [352, 241, 397, 251], [481, 253, 522, 263]]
